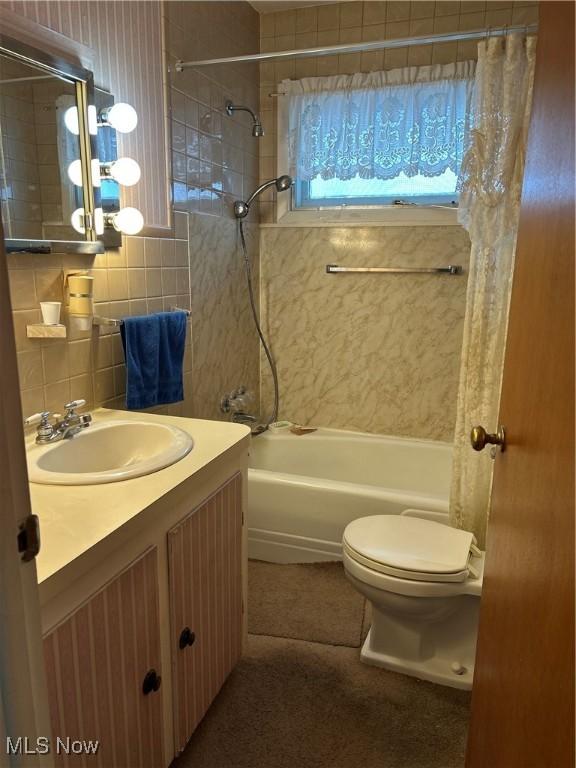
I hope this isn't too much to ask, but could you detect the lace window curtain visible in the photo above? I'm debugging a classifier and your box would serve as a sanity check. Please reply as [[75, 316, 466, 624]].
[[449, 34, 537, 546], [282, 61, 476, 182]]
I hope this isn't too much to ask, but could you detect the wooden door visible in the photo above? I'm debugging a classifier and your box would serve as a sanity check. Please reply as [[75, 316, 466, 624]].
[[0, 219, 53, 766], [168, 474, 243, 755], [43, 548, 164, 768], [466, 4, 575, 767]]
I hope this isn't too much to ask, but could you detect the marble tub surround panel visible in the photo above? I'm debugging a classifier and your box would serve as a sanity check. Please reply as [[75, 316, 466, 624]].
[[188, 213, 260, 421], [259, 226, 470, 440], [8, 224, 193, 421], [258, 0, 538, 223]]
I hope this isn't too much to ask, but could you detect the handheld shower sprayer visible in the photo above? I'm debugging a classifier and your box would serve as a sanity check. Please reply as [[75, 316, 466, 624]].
[[234, 175, 293, 433], [225, 100, 264, 137], [233, 175, 293, 219]]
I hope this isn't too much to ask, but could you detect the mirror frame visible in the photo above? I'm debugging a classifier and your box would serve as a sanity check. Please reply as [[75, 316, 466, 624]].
[[0, 33, 104, 255]]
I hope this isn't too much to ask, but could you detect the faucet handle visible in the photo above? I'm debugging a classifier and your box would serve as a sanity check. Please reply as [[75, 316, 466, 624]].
[[24, 411, 60, 441], [24, 411, 51, 427], [64, 399, 86, 413]]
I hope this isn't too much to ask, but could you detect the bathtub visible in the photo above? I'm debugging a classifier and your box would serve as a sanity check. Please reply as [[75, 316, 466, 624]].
[[248, 428, 453, 563]]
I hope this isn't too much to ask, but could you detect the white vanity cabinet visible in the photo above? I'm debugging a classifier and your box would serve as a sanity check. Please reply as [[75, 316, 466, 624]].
[[42, 475, 245, 766]]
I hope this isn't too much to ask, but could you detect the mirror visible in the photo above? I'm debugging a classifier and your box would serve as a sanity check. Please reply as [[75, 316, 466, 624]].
[[0, 34, 103, 254]]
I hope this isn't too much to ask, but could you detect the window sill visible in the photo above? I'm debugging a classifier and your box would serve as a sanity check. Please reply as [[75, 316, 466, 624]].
[[265, 207, 460, 228]]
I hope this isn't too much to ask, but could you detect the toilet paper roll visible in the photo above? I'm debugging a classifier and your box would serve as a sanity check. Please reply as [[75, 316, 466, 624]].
[[69, 316, 93, 332], [69, 295, 94, 316], [67, 274, 94, 297]]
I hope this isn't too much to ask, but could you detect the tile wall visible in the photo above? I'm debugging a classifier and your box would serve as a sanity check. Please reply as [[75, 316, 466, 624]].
[[6, 0, 262, 427], [8, 224, 192, 420], [164, 0, 262, 418], [258, 0, 539, 222]]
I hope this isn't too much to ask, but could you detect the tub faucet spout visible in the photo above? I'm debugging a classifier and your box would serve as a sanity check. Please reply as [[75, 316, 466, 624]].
[[232, 412, 257, 425]]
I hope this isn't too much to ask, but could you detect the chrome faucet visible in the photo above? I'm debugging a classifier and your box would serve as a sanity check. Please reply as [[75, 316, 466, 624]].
[[231, 412, 257, 425], [220, 387, 258, 424], [25, 399, 92, 444]]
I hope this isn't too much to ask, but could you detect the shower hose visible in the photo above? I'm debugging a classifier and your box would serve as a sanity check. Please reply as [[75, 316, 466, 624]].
[[238, 219, 279, 431]]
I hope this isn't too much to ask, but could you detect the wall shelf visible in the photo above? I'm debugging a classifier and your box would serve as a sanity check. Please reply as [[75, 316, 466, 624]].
[[27, 324, 67, 339]]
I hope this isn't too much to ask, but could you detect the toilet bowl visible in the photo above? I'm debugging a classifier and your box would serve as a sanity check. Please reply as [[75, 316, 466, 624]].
[[342, 512, 484, 690]]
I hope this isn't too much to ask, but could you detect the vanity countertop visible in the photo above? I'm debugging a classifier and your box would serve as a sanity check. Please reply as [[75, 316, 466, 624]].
[[28, 408, 250, 585]]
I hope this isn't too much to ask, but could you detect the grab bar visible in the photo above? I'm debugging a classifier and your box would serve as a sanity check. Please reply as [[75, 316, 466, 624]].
[[326, 264, 463, 275]]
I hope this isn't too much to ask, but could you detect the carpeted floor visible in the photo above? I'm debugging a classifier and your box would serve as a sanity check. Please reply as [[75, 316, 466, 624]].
[[248, 559, 369, 646], [173, 561, 470, 768]]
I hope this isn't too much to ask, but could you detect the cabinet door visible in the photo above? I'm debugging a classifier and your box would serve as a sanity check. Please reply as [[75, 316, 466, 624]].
[[168, 474, 243, 754], [43, 548, 164, 767]]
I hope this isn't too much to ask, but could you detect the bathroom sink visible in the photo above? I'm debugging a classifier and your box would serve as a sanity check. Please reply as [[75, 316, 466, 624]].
[[27, 420, 194, 485]]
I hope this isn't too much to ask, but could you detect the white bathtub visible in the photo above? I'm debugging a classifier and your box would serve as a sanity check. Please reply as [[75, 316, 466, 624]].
[[248, 428, 453, 563]]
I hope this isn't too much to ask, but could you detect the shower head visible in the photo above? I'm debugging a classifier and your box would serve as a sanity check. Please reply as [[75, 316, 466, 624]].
[[275, 175, 292, 192], [225, 100, 264, 138], [233, 175, 293, 219]]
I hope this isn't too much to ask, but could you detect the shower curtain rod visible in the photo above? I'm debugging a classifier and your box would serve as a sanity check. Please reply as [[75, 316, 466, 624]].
[[175, 24, 537, 70]]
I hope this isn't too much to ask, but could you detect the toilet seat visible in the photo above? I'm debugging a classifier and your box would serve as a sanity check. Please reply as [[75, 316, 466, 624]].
[[343, 515, 478, 583], [343, 549, 483, 598]]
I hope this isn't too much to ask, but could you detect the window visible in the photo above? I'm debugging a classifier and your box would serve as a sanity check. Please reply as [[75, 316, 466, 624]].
[[297, 169, 459, 208], [281, 62, 475, 217]]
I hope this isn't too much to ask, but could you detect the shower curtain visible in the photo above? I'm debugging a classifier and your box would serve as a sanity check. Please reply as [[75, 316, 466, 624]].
[[449, 34, 537, 547]]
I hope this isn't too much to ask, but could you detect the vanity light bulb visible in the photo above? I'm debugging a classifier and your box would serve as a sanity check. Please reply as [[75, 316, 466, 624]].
[[71, 208, 86, 234], [64, 106, 79, 135], [88, 105, 98, 135], [94, 207, 104, 235], [110, 157, 141, 186], [106, 102, 138, 133], [67, 160, 83, 187], [113, 207, 144, 235], [91, 158, 101, 187]]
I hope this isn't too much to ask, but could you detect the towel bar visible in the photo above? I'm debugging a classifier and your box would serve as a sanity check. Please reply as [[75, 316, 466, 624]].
[[325, 264, 463, 275], [93, 307, 191, 327]]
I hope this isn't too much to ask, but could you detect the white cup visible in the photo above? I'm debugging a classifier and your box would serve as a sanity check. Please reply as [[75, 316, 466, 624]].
[[40, 301, 61, 325]]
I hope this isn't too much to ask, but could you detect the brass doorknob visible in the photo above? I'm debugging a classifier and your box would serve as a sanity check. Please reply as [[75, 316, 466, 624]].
[[470, 425, 506, 452]]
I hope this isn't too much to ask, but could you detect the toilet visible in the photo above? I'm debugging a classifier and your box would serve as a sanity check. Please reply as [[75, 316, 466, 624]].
[[342, 511, 484, 690]]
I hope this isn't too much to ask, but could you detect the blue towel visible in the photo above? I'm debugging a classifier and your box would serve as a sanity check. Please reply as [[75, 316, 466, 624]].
[[120, 311, 187, 410]]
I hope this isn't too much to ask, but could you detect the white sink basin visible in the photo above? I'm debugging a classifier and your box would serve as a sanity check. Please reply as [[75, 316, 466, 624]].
[[27, 420, 194, 485]]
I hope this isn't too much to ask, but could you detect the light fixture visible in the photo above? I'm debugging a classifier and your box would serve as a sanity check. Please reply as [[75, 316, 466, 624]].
[[91, 158, 101, 187], [100, 157, 141, 186], [94, 207, 104, 235], [88, 105, 98, 135], [67, 159, 83, 187], [70, 207, 86, 234], [68, 159, 103, 188], [64, 106, 79, 135], [105, 207, 144, 235], [99, 102, 138, 133]]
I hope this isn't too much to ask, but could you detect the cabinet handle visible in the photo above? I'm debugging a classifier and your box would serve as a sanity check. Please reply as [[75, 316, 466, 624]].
[[142, 669, 162, 695], [179, 627, 196, 650]]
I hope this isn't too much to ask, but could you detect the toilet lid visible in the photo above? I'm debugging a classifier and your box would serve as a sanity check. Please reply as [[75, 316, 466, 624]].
[[343, 516, 476, 583]]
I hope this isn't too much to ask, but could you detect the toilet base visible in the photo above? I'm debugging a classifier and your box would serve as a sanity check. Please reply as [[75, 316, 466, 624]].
[[360, 626, 475, 691]]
